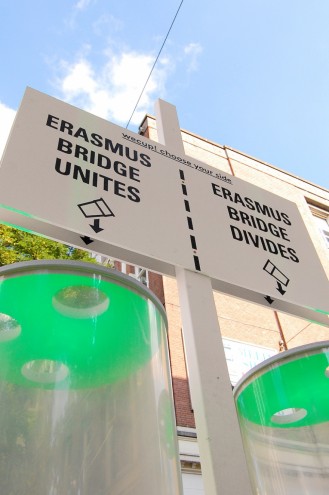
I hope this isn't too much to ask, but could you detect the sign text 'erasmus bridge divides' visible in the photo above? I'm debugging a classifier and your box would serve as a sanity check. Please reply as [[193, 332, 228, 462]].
[[0, 87, 328, 325]]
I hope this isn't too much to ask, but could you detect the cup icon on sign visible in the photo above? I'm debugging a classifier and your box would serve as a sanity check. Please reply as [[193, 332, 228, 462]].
[[78, 198, 115, 218]]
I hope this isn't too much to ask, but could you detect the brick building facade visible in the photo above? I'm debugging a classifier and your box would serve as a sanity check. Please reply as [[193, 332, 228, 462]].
[[121, 115, 329, 493]]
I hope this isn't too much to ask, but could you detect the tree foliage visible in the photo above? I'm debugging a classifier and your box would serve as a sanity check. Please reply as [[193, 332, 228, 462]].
[[0, 225, 95, 267]]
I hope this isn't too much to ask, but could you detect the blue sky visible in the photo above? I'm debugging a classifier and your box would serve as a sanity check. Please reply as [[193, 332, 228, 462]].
[[1, 0, 329, 188]]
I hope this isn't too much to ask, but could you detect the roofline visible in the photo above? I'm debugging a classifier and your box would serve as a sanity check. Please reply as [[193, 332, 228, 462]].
[[139, 114, 329, 195]]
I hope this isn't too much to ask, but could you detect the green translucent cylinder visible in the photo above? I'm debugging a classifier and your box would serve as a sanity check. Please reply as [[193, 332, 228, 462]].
[[0, 260, 183, 495], [234, 341, 329, 495]]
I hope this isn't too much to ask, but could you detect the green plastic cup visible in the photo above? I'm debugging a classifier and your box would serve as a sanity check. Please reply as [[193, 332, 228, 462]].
[[234, 341, 329, 494], [0, 260, 182, 495]]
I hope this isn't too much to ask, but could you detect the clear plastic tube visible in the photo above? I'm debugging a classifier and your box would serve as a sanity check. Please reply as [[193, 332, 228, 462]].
[[234, 341, 329, 495], [0, 260, 182, 495]]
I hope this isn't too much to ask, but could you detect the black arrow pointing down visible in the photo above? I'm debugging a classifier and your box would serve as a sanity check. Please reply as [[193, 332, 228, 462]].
[[80, 236, 94, 245], [276, 282, 286, 295], [90, 219, 103, 233]]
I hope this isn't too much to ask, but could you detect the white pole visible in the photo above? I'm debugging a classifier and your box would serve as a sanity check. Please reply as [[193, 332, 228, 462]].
[[155, 100, 253, 495]]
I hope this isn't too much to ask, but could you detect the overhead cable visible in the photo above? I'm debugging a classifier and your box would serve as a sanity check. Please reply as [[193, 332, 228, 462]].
[[125, 0, 184, 129]]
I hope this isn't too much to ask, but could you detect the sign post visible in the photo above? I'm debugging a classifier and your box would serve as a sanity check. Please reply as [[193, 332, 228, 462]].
[[155, 99, 253, 495], [176, 269, 253, 495]]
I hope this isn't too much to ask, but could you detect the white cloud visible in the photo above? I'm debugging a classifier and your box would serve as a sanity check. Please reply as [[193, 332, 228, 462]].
[[56, 49, 172, 127], [184, 42, 203, 71], [92, 14, 123, 36], [74, 0, 94, 10], [0, 102, 16, 160], [66, 0, 95, 29]]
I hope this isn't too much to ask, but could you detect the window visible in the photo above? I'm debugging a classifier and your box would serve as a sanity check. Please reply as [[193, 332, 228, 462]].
[[120, 263, 149, 287], [133, 267, 149, 286], [314, 216, 329, 248], [223, 338, 277, 385], [309, 203, 329, 249]]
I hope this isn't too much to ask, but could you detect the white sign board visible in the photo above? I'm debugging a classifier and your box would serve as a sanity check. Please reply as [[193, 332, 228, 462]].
[[0, 88, 328, 324]]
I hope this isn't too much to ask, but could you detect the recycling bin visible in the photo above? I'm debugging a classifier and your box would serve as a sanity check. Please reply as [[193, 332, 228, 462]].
[[0, 260, 182, 495], [234, 341, 329, 495]]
